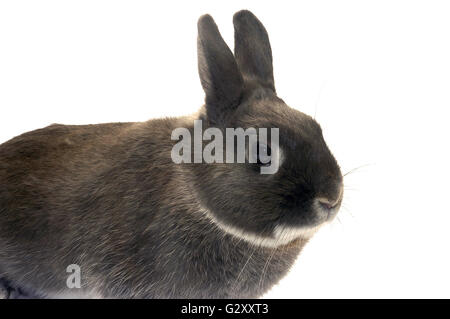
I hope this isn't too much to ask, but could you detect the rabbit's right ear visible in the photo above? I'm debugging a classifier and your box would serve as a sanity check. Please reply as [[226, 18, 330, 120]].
[[233, 10, 275, 92], [197, 14, 243, 124]]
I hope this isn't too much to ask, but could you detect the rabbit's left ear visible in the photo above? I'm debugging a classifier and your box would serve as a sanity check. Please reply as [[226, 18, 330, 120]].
[[233, 10, 275, 92], [197, 14, 244, 124]]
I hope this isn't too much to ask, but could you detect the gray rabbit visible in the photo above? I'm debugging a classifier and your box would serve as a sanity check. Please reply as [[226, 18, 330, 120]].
[[0, 10, 343, 298]]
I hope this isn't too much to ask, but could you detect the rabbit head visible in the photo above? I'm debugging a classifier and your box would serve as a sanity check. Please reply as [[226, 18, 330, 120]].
[[189, 10, 343, 247]]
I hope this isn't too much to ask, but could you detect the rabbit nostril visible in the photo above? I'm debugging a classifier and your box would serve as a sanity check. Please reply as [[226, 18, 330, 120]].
[[317, 184, 344, 211], [317, 198, 338, 210]]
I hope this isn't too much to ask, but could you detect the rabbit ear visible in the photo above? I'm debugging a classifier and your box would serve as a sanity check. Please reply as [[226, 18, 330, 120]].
[[197, 14, 243, 124], [233, 10, 275, 92]]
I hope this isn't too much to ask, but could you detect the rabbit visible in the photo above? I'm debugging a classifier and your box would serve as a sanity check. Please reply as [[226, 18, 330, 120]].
[[0, 10, 343, 299]]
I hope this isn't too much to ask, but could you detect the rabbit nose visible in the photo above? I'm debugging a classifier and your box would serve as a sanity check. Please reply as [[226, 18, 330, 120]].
[[317, 197, 340, 210], [316, 185, 343, 213]]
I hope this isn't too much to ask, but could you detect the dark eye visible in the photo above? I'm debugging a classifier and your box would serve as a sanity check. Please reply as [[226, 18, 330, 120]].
[[256, 142, 272, 166]]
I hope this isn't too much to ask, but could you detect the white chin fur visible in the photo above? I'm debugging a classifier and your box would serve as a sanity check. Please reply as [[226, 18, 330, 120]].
[[202, 208, 324, 248]]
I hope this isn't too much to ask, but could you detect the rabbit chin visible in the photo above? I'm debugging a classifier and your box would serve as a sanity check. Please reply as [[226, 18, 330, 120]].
[[202, 208, 325, 248]]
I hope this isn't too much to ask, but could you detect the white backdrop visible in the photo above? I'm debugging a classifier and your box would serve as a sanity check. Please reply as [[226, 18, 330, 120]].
[[1, 0, 450, 298]]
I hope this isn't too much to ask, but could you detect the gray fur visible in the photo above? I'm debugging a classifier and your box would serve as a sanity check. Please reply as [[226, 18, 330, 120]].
[[0, 10, 342, 298]]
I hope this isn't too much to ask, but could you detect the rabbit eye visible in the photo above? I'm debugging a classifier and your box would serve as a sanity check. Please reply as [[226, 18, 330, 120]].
[[250, 142, 272, 166]]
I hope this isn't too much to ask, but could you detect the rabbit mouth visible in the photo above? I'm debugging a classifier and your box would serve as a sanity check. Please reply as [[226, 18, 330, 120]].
[[314, 185, 344, 222], [199, 188, 343, 248]]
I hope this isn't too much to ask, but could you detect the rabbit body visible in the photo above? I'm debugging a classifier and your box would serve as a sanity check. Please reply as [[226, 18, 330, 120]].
[[0, 119, 303, 298], [0, 10, 342, 298]]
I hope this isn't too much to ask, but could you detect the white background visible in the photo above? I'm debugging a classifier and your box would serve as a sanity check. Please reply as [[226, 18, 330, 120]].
[[1, 1, 450, 298]]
